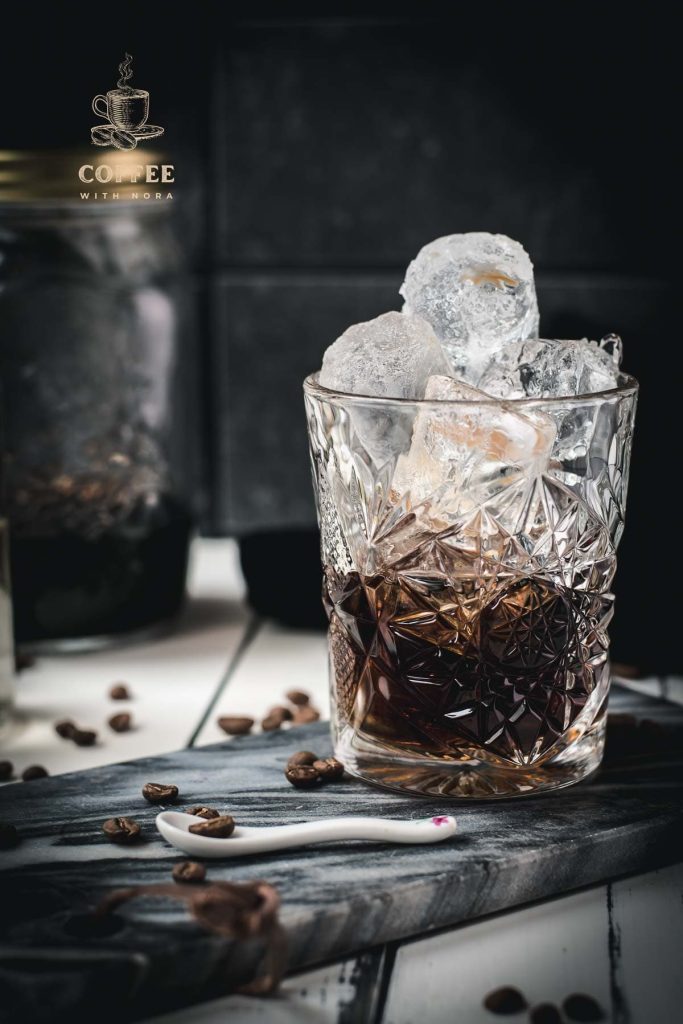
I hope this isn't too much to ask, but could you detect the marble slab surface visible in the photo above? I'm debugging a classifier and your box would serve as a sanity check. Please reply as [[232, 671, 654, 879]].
[[1, 686, 681, 1024]]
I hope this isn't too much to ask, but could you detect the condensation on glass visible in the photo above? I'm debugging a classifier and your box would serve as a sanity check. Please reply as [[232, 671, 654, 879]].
[[304, 372, 638, 798]]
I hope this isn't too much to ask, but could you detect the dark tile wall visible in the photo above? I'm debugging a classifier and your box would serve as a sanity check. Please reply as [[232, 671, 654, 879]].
[[2, 7, 677, 667], [204, 11, 675, 668]]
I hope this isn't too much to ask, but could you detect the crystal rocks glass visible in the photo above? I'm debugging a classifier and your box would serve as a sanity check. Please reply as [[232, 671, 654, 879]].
[[304, 371, 638, 798]]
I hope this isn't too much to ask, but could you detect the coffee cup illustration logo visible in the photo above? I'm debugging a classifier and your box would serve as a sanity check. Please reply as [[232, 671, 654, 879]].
[[91, 54, 164, 150]]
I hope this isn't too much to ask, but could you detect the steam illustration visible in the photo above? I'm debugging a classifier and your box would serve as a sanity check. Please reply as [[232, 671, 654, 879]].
[[117, 53, 134, 92]]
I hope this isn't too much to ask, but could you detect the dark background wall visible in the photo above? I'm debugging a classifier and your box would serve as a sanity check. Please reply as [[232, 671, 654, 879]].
[[1, 4, 677, 669]]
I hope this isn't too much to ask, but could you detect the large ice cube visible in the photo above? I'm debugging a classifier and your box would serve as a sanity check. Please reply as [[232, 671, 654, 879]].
[[318, 312, 451, 466], [400, 233, 539, 379], [478, 335, 622, 399], [319, 310, 451, 398], [391, 375, 555, 530]]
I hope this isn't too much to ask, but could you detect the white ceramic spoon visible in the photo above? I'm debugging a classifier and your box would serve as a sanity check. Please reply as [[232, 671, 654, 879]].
[[156, 811, 457, 859]]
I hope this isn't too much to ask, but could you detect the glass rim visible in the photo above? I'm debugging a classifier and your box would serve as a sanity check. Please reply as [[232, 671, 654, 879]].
[[303, 370, 639, 408]]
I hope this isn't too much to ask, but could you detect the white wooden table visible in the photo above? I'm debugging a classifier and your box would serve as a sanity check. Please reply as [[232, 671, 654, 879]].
[[2, 539, 681, 1024]]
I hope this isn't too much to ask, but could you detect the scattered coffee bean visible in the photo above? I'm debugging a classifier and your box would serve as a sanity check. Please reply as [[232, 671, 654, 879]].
[[483, 986, 527, 1014], [110, 683, 131, 700], [285, 764, 324, 789], [261, 707, 292, 731], [293, 705, 320, 724], [172, 860, 207, 883], [0, 822, 20, 850], [563, 993, 605, 1022], [55, 720, 77, 740], [22, 765, 48, 781], [108, 712, 132, 733], [530, 1004, 562, 1024], [312, 757, 345, 781], [142, 782, 179, 804], [186, 806, 220, 819], [188, 815, 235, 838], [102, 817, 141, 844], [0, 761, 13, 782], [286, 689, 310, 706], [217, 716, 254, 736], [72, 729, 97, 747], [287, 750, 318, 768]]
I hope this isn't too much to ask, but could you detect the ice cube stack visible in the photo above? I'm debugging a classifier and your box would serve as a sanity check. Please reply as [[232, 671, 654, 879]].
[[320, 231, 622, 404]]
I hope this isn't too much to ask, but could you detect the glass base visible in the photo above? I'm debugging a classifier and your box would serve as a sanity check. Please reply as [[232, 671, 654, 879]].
[[335, 718, 606, 800]]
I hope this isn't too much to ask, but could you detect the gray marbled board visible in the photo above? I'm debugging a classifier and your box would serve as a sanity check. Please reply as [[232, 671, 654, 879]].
[[1, 685, 682, 1024]]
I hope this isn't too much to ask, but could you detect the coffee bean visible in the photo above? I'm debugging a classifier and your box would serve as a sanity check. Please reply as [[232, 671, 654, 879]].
[[0, 822, 20, 850], [22, 765, 48, 781], [142, 782, 179, 804], [172, 860, 207, 883], [188, 815, 235, 838], [530, 1004, 562, 1024], [0, 761, 13, 782], [262, 707, 292, 731], [293, 705, 320, 724], [72, 729, 97, 747], [102, 817, 141, 844], [563, 993, 605, 1022], [55, 720, 77, 740], [313, 757, 345, 781], [287, 750, 318, 768], [483, 986, 527, 1014], [109, 683, 131, 700], [108, 712, 132, 733], [286, 689, 310, 706], [217, 716, 254, 736], [186, 806, 220, 819], [285, 764, 323, 789]]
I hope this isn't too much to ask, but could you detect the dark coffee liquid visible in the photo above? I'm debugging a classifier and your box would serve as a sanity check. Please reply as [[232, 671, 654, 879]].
[[324, 566, 606, 766], [11, 494, 191, 645]]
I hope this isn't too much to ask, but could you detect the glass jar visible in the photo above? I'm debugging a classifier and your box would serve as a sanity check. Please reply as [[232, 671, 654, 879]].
[[0, 151, 196, 650]]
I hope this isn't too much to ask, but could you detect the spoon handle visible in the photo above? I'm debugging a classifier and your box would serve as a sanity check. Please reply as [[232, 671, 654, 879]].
[[241, 816, 456, 850]]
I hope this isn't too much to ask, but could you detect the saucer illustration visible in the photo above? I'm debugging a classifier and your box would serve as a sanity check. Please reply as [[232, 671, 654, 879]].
[[90, 54, 164, 151], [91, 123, 164, 150]]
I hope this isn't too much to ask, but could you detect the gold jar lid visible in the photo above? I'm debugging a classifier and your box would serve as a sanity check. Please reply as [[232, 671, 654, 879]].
[[0, 148, 172, 206]]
